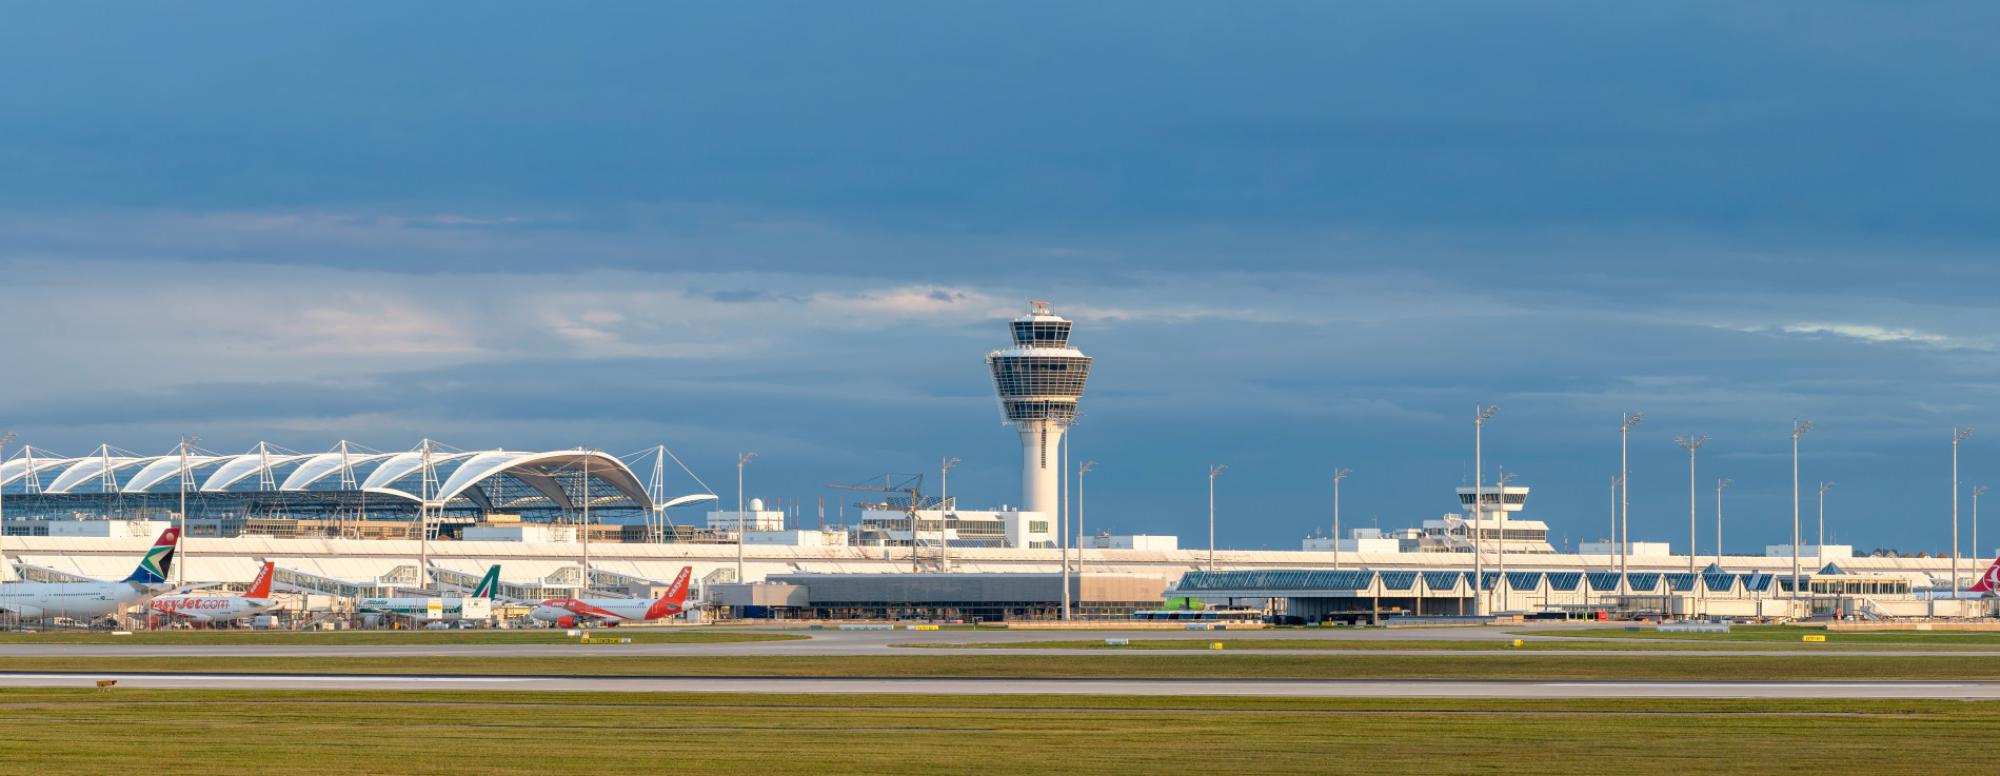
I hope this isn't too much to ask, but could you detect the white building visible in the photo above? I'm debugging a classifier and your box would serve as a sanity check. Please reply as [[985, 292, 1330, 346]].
[[855, 508, 1056, 549], [744, 529, 849, 547], [1580, 541, 1671, 556], [707, 499, 786, 534], [2, 518, 172, 538], [1082, 534, 1179, 551], [1766, 544, 1854, 561], [1302, 528, 1404, 554], [461, 524, 577, 543]]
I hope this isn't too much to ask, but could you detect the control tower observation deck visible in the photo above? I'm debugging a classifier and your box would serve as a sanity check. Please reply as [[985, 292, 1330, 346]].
[[986, 301, 1093, 516]]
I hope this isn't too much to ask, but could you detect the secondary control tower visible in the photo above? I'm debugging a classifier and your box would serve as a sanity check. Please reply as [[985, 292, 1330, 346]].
[[986, 301, 1092, 516]]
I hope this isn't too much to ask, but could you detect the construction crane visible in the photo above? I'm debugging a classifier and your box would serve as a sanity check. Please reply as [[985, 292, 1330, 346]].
[[825, 473, 931, 573]]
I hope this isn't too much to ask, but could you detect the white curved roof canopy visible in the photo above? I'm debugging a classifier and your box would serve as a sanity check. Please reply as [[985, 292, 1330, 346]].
[[434, 450, 651, 511], [122, 455, 227, 493], [359, 450, 478, 501], [281, 452, 395, 491], [1, 456, 76, 489], [201, 453, 311, 493], [45, 456, 146, 493]]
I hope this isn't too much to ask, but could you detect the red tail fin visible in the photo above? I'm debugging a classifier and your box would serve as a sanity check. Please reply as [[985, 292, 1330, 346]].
[[644, 567, 693, 620], [1971, 555, 2000, 594], [243, 561, 275, 599]]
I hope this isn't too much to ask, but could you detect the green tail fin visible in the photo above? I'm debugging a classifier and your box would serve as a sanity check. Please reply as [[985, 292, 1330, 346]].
[[472, 565, 501, 599]]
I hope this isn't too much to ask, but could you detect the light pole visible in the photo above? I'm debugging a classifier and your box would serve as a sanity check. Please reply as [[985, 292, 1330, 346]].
[[1675, 435, 1709, 575], [1331, 468, 1352, 569], [1473, 404, 1497, 614], [0, 432, 14, 535], [1976, 485, 1990, 563], [1608, 475, 1621, 563], [1077, 460, 1096, 573], [1619, 412, 1643, 578], [737, 452, 755, 584], [1493, 468, 1516, 613], [176, 435, 199, 586], [1953, 427, 1972, 595], [1715, 478, 1732, 569], [1791, 419, 1813, 602], [1207, 464, 1226, 572], [1816, 481, 1835, 559], [940, 455, 960, 572]]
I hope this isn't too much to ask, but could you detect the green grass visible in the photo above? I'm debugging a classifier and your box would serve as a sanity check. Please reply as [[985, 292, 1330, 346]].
[[0, 629, 805, 645], [896, 637, 1993, 651], [1533, 625, 2000, 645], [10, 652, 2000, 680], [0, 688, 1986, 775]]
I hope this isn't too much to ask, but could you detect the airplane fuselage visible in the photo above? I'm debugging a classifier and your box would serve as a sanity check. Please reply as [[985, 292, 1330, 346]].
[[0, 582, 156, 620]]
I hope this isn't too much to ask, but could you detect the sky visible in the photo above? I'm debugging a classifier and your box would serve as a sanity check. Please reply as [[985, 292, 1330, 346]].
[[5, 3, 2000, 555]]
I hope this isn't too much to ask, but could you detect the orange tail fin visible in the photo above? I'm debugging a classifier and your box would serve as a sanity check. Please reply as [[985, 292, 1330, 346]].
[[243, 561, 275, 599], [644, 566, 693, 620]]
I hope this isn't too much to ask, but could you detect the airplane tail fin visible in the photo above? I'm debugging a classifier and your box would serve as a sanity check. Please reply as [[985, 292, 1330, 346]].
[[243, 561, 275, 599], [472, 564, 501, 599], [1970, 555, 2000, 594], [644, 566, 693, 620], [122, 527, 180, 585]]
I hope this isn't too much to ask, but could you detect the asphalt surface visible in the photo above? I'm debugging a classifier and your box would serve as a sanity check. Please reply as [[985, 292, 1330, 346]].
[[5, 671, 2000, 698], [1, 625, 1996, 657]]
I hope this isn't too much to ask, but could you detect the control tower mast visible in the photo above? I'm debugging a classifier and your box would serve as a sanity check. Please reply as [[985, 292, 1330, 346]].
[[987, 301, 1093, 517]]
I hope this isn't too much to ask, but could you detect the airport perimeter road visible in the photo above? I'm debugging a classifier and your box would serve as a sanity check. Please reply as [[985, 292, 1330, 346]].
[[3, 625, 1998, 658], [6, 671, 2000, 699]]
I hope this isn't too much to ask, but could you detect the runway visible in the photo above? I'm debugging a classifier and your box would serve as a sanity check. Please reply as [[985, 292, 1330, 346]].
[[5, 671, 1999, 698]]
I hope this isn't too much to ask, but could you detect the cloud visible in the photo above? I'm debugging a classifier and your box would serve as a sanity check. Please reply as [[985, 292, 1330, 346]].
[[1776, 322, 1962, 348]]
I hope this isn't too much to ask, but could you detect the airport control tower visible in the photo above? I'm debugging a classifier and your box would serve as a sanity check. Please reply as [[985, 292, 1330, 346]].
[[987, 301, 1092, 516]]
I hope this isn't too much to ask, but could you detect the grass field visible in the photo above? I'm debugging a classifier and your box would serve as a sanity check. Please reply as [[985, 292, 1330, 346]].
[[1535, 624, 2000, 645], [896, 637, 2000, 651], [0, 629, 805, 645], [0, 688, 1984, 775], [10, 652, 2000, 680]]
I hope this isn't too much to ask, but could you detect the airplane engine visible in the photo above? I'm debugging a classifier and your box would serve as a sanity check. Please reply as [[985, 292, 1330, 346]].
[[555, 615, 576, 628]]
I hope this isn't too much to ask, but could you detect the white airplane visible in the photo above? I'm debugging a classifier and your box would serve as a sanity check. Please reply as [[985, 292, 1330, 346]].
[[149, 561, 280, 625], [530, 566, 691, 628], [356, 565, 502, 623], [1911, 555, 2000, 600], [0, 527, 180, 623]]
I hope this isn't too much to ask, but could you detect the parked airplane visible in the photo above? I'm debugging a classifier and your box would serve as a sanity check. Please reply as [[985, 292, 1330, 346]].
[[149, 561, 280, 625], [0, 527, 179, 622], [530, 566, 691, 628], [1969, 555, 2000, 595], [356, 565, 502, 623]]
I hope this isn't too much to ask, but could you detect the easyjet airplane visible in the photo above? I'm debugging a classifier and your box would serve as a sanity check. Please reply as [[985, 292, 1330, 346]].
[[530, 566, 691, 628], [149, 561, 281, 624]]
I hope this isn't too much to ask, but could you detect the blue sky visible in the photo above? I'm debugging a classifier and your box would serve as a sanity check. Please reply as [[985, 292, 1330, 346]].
[[6, 4, 2000, 554]]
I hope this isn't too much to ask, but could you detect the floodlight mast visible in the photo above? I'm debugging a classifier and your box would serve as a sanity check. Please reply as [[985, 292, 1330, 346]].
[[0, 432, 12, 539], [1473, 403, 1497, 614], [940, 455, 960, 572], [1207, 464, 1227, 572], [737, 452, 756, 584], [1715, 478, 1733, 569], [1676, 434, 1709, 575], [1975, 485, 1990, 565], [1953, 427, 1973, 595], [1331, 468, 1352, 569], [1618, 411, 1643, 578], [1791, 419, 1813, 603], [1492, 468, 1516, 612], [176, 435, 199, 586], [1077, 460, 1096, 575], [1816, 481, 1836, 560]]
